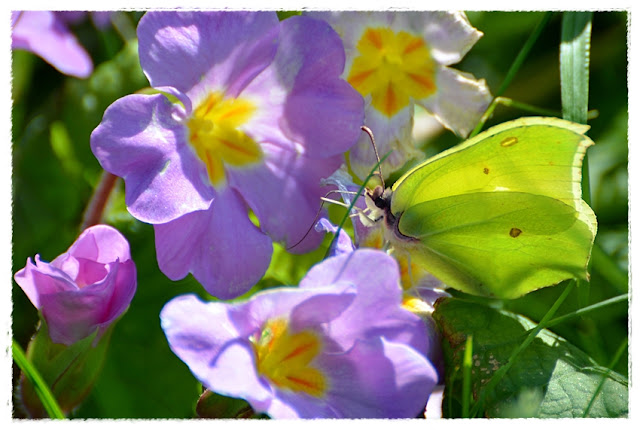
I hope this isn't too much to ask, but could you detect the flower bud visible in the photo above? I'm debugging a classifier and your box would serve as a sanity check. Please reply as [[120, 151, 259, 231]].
[[14, 224, 137, 346], [14, 224, 137, 417]]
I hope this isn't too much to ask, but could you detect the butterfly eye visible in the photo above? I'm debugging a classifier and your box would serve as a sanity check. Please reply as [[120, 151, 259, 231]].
[[367, 185, 388, 210]]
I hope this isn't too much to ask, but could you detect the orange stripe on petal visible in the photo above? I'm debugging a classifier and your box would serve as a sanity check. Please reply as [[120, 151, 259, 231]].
[[364, 29, 383, 50], [407, 72, 436, 95], [402, 38, 426, 55], [285, 374, 324, 393], [348, 68, 376, 89]]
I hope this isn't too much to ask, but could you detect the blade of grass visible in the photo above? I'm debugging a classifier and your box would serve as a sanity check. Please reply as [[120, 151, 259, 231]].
[[560, 11, 593, 311], [582, 336, 628, 417], [542, 293, 628, 329], [561, 12, 593, 125], [561, 10, 593, 203], [12, 339, 65, 419], [461, 335, 473, 418], [469, 12, 554, 138]]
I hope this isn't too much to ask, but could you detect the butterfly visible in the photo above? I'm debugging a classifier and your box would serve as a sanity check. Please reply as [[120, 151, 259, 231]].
[[362, 117, 597, 299]]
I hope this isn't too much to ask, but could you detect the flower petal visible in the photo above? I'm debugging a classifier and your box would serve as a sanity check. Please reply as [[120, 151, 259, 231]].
[[317, 337, 438, 418], [161, 294, 276, 412], [228, 147, 342, 253], [237, 15, 363, 159], [230, 285, 355, 338], [91, 93, 214, 223], [138, 11, 279, 98], [349, 101, 417, 179], [305, 12, 394, 62], [417, 66, 491, 137], [97, 260, 137, 330], [314, 218, 355, 257], [37, 263, 120, 344], [154, 187, 272, 299], [265, 390, 333, 418], [300, 249, 430, 354], [12, 11, 93, 78], [161, 294, 242, 373], [14, 256, 77, 309], [393, 11, 483, 65], [57, 224, 132, 264], [278, 16, 364, 158]]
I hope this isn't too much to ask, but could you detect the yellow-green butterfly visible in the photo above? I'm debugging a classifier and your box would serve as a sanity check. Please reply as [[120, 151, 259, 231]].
[[366, 116, 597, 299]]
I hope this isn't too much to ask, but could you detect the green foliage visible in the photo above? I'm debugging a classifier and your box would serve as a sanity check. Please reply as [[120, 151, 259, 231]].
[[433, 298, 628, 418]]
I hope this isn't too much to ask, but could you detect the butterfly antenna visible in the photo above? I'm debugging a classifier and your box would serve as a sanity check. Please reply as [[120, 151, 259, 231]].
[[286, 190, 359, 251], [361, 125, 385, 190]]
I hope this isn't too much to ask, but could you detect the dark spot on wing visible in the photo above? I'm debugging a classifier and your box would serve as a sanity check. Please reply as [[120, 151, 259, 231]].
[[483, 167, 490, 174], [509, 227, 522, 238], [500, 136, 518, 147]]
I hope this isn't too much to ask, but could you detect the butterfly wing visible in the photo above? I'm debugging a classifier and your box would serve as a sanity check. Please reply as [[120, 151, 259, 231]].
[[397, 192, 595, 298], [390, 117, 597, 298]]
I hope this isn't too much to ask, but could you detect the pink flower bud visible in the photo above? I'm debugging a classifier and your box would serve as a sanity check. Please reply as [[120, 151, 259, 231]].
[[14, 225, 137, 345]]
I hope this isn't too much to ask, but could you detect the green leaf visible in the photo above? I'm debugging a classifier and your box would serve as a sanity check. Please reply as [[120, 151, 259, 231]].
[[560, 12, 593, 124], [433, 297, 628, 418]]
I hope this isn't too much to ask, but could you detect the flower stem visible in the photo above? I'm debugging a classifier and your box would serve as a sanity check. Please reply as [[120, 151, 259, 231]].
[[80, 170, 119, 231]]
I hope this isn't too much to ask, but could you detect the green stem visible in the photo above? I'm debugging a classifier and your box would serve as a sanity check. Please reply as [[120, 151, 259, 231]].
[[542, 293, 628, 329], [461, 335, 473, 418], [469, 12, 554, 138], [12, 339, 65, 419], [469, 282, 574, 417], [496, 12, 554, 98], [582, 336, 628, 417], [496, 97, 560, 117]]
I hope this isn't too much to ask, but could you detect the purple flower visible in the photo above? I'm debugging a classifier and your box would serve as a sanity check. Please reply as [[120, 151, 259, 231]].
[[11, 11, 93, 79], [161, 249, 438, 418], [14, 225, 137, 346], [91, 12, 364, 299]]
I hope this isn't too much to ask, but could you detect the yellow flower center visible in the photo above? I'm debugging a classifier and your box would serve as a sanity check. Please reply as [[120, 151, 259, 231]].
[[252, 318, 327, 397], [347, 27, 437, 117], [186, 91, 263, 187]]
